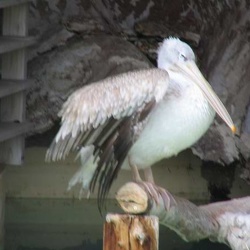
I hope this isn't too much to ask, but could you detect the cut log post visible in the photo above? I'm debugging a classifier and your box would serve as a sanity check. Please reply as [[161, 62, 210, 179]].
[[103, 213, 159, 250], [116, 182, 250, 250]]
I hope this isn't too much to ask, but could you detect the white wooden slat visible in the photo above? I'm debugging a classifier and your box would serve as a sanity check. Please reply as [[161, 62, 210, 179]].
[[1, 50, 26, 122], [0, 3, 28, 165], [0, 36, 36, 54], [0, 122, 32, 142], [0, 0, 31, 9], [0, 79, 34, 98], [0, 1, 32, 247]]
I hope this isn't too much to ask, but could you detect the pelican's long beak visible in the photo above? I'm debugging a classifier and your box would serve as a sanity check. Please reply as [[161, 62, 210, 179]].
[[175, 61, 236, 133]]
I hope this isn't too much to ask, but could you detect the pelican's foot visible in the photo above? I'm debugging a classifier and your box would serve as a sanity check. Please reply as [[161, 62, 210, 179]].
[[157, 185, 176, 210], [137, 181, 176, 210]]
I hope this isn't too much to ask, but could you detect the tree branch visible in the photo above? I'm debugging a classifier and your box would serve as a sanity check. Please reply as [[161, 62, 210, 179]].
[[116, 182, 250, 250]]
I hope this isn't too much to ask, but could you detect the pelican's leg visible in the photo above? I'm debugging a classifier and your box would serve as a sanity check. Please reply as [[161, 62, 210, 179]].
[[128, 157, 159, 201], [143, 167, 155, 183], [128, 156, 142, 182], [143, 167, 176, 210]]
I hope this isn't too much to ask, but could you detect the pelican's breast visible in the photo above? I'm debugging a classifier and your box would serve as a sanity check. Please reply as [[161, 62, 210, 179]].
[[124, 80, 215, 170]]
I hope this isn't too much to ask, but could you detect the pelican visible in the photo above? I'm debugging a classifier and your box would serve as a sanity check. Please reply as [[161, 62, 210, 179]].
[[46, 37, 235, 208]]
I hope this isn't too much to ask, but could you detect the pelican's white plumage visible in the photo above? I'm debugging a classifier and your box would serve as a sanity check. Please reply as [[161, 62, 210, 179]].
[[46, 37, 235, 206]]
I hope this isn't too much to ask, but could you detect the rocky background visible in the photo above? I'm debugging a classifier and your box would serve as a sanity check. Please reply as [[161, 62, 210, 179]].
[[26, 0, 250, 194]]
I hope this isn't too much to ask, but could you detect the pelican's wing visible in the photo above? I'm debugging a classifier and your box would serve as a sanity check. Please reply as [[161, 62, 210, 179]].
[[46, 68, 169, 207], [46, 68, 169, 162]]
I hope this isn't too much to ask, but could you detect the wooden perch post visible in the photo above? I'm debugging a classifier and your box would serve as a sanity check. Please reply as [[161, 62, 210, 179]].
[[116, 182, 250, 250], [103, 214, 159, 250]]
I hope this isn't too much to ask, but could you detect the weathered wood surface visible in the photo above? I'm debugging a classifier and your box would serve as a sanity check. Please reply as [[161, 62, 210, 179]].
[[0, 122, 32, 142], [116, 182, 250, 250], [0, 0, 31, 9], [104, 213, 159, 250], [0, 36, 36, 54], [0, 3, 28, 164], [0, 79, 34, 98]]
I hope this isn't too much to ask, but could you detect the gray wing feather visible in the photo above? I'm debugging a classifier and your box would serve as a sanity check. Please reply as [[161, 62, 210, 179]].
[[46, 68, 169, 162]]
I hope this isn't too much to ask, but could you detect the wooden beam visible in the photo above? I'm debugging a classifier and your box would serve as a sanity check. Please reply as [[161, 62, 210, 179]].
[[0, 36, 36, 54], [0, 0, 31, 9], [104, 214, 159, 250], [0, 79, 34, 98], [0, 122, 32, 142], [0, 3, 28, 165]]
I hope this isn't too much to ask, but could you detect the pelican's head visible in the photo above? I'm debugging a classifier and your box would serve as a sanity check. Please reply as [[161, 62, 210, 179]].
[[157, 37, 196, 70], [157, 37, 236, 134]]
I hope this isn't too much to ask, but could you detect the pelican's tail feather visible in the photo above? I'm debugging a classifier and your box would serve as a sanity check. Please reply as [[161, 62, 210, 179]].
[[67, 145, 98, 198]]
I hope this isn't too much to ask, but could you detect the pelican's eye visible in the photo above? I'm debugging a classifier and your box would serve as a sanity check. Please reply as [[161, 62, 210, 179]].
[[179, 53, 187, 62]]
